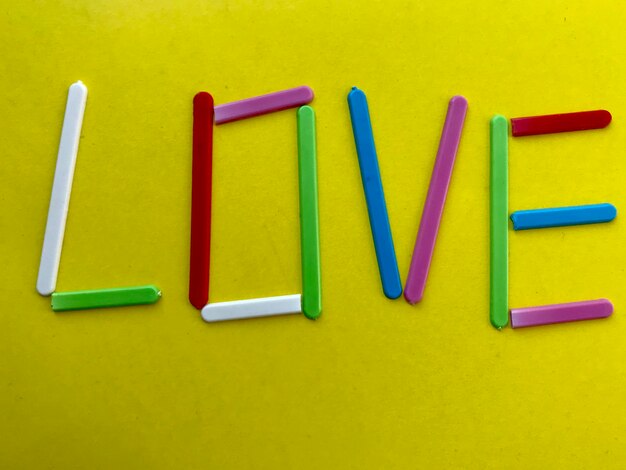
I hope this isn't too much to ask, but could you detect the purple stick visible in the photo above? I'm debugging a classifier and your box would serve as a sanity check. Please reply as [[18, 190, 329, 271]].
[[404, 96, 468, 304], [214, 86, 314, 124], [510, 299, 613, 328]]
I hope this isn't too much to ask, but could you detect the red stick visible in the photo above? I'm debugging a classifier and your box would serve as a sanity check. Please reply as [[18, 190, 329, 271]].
[[189, 92, 214, 309], [511, 110, 611, 137]]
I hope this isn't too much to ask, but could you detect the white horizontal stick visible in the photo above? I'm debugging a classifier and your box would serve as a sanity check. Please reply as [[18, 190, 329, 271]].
[[201, 294, 302, 322], [37, 81, 87, 296]]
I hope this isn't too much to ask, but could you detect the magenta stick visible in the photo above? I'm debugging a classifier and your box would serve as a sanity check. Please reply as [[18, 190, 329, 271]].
[[404, 96, 468, 304], [510, 299, 613, 328], [214, 86, 314, 124]]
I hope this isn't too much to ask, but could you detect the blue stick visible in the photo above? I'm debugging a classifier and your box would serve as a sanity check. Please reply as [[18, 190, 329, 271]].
[[348, 87, 402, 299], [510, 203, 617, 230]]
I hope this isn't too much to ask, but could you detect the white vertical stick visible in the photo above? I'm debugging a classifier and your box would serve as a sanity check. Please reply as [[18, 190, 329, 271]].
[[37, 81, 87, 296], [201, 294, 302, 322]]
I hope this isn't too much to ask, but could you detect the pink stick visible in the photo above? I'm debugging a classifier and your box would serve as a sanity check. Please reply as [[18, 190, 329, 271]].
[[510, 299, 613, 328], [404, 96, 468, 304], [214, 86, 314, 124]]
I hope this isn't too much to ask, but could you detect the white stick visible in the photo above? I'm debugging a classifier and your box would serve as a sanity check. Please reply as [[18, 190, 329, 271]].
[[201, 294, 302, 322], [37, 81, 87, 296]]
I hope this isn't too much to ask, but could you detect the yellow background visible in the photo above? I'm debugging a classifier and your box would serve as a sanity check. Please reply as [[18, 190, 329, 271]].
[[2, 1, 626, 468]]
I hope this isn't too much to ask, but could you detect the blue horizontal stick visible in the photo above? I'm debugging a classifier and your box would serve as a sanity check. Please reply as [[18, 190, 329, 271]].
[[348, 87, 402, 299], [510, 203, 617, 230]]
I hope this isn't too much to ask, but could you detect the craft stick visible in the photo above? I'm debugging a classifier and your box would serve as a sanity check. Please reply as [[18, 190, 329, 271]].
[[214, 86, 314, 124], [511, 203, 616, 230], [511, 110, 611, 137], [404, 96, 468, 304], [51, 285, 161, 312], [37, 81, 88, 296], [201, 294, 302, 322], [347, 87, 402, 299], [297, 106, 322, 319], [490, 115, 509, 329], [189, 92, 215, 309], [510, 299, 613, 328]]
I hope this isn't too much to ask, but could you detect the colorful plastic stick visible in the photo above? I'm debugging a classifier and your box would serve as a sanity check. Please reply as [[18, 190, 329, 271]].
[[510, 299, 613, 328], [37, 81, 88, 296], [347, 87, 402, 299], [490, 115, 509, 329], [511, 203, 616, 230], [189, 92, 214, 310], [404, 96, 468, 304], [51, 285, 161, 312], [511, 110, 611, 137], [214, 86, 314, 124], [297, 106, 322, 319], [201, 294, 302, 322]]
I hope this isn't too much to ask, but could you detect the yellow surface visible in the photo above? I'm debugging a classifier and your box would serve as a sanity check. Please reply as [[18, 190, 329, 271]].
[[2, 1, 626, 468]]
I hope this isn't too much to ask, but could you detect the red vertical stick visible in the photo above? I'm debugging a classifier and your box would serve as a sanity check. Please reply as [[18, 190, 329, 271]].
[[189, 92, 214, 309]]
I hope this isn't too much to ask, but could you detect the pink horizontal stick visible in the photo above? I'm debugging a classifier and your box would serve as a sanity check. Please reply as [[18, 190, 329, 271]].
[[404, 96, 468, 304], [510, 299, 613, 328], [214, 86, 314, 124]]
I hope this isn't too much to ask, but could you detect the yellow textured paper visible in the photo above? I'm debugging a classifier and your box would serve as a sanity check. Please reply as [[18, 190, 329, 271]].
[[2, 1, 626, 468]]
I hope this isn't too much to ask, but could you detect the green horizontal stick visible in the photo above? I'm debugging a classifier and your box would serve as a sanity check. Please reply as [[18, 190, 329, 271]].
[[490, 115, 509, 329], [297, 106, 322, 320], [51, 285, 161, 312]]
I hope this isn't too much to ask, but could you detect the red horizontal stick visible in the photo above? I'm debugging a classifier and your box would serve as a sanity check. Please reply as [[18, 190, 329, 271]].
[[511, 110, 611, 137], [189, 92, 214, 310]]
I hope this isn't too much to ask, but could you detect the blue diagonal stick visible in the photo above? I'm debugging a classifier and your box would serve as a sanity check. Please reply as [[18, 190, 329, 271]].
[[348, 87, 402, 299], [510, 203, 617, 230]]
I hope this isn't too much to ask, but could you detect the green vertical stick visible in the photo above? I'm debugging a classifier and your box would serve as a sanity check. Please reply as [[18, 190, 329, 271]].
[[297, 106, 322, 319], [490, 116, 509, 329], [51, 285, 161, 312]]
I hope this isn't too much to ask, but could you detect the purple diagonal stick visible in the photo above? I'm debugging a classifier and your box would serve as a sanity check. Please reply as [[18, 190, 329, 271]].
[[510, 299, 613, 328], [405, 96, 468, 304], [214, 86, 314, 124]]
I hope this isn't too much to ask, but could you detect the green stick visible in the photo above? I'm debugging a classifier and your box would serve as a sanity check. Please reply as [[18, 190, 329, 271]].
[[297, 106, 322, 319], [490, 115, 509, 329], [51, 285, 161, 312]]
